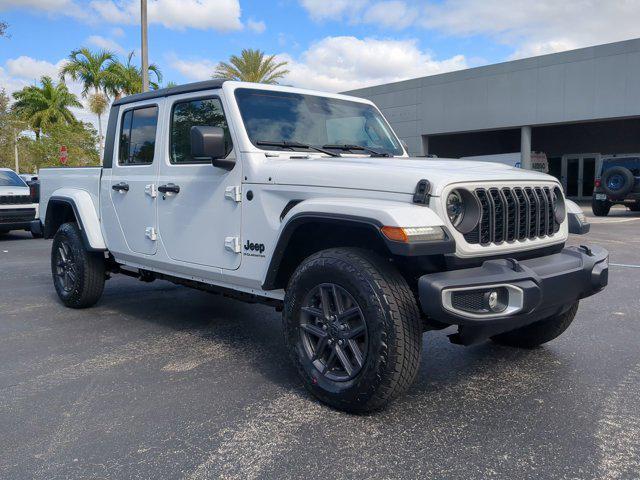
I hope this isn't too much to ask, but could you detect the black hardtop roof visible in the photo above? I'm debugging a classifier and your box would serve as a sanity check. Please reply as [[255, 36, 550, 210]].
[[112, 79, 226, 107], [602, 156, 640, 162]]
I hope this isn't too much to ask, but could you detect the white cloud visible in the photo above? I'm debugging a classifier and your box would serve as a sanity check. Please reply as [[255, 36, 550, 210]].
[[169, 57, 217, 81], [280, 36, 466, 92], [247, 19, 266, 34], [420, 0, 640, 58], [87, 35, 125, 54], [299, 0, 640, 59], [0, 0, 87, 18], [111, 26, 125, 37], [299, 0, 369, 21], [89, 0, 243, 31], [168, 36, 466, 92], [362, 1, 418, 29]]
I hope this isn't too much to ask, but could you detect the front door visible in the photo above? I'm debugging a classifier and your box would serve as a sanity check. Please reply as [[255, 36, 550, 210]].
[[561, 154, 600, 200], [156, 93, 242, 270], [109, 103, 161, 256]]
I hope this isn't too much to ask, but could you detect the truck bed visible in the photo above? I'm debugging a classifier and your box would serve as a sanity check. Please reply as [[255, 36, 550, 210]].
[[39, 167, 102, 224]]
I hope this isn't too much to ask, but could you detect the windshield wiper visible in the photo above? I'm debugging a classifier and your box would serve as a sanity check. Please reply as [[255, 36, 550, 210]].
[[257, 140, 341, 157], [322, 144, 391, 157]]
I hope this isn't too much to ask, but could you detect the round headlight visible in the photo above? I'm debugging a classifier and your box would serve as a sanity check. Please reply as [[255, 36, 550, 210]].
[[446, 190, 465, 227], [552, 187, 566, 223]]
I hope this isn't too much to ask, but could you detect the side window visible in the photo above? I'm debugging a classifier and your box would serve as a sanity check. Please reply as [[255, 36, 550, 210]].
[[118, 105, 159, 166], [170, 97, 233, 164]]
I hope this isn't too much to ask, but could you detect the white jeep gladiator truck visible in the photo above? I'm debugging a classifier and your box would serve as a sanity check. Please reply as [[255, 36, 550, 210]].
[[39, 80, 608, 412]]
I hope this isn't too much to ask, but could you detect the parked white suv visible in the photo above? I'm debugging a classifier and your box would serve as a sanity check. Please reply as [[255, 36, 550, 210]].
[[0, 168, 40, 237], [39, 81, 608, 412]]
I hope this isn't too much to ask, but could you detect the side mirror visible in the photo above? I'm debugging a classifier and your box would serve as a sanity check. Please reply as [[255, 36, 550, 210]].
[[190, 126, 235, 171]]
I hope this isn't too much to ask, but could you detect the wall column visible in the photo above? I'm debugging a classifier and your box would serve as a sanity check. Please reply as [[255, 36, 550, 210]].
[[421, 135, 429, 156], [520, 126, 532, 169]]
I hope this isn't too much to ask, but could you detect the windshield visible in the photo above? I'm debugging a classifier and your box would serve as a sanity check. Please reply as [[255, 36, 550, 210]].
[[235, 88, 404, 157], [0, 170, 26, 187]]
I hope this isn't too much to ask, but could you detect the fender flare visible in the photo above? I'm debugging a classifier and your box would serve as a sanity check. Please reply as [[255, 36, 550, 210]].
[[262, 207, 455, 290], [44, 191, 106, 251]]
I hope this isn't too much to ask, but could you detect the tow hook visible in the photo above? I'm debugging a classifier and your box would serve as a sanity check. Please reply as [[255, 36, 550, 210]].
[[579, 245, 594, 257], [505, 258, 524, 272]]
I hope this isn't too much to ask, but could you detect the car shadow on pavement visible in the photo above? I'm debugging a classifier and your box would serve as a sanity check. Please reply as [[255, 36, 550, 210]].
[[87, 278, 569, 403]]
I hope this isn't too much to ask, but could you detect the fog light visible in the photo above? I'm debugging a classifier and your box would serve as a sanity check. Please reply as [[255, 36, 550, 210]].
[[484, 288, 508, 313]]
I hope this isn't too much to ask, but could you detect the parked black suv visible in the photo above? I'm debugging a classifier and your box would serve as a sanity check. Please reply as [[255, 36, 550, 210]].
[[592, 156, 640, 216]]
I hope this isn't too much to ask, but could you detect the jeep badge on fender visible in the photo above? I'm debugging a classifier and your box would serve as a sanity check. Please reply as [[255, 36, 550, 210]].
[[244, 240, 265, 255], [38, 79, 608, 413]]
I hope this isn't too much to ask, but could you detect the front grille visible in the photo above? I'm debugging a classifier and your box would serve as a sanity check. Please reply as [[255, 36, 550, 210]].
[[0, 195, 32, 205], [464, 186, 560, 246], [0, 208, 36, 223]]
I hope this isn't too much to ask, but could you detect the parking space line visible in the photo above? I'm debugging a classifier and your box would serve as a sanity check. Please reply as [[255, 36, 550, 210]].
[[610, 263, 640, 269]]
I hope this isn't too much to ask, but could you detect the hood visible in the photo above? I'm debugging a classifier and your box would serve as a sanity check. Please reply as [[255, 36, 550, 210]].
[[0, 185, 29, 196], [273, 156, 555, 196]]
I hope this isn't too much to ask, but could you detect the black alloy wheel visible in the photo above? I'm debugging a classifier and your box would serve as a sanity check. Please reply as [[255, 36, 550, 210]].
[[54, 239, 78, 293], [299, 283, 368, 382]]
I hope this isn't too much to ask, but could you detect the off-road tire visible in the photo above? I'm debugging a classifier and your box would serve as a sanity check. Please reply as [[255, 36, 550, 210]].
[[628, 203, 640, 212], [283, 248, 423, 413], [592, 198, 611, 217], [51, 222, 105, 308], [491, 302, 579, 348]]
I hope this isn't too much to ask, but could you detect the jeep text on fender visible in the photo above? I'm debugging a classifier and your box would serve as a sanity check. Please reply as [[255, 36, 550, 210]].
[[38, 80, 608, 412]]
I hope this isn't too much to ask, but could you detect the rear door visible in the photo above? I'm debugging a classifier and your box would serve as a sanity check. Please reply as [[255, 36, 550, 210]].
[[156, 92, 242, 270], [109, 103, 161, 256]]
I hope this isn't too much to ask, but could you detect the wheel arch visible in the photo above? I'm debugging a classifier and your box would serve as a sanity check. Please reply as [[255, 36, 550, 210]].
[[262, 212, 454, 290], [44, 193, 106, 251]]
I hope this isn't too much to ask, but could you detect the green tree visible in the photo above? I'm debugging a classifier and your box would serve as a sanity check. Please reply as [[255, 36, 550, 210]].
[[106, 51, 163, 99], [0, 21, 9, 38], [59, 48, 116, 150], [213, 48, 289, 84], [24, 121, 100, 170], [11, 76, 82, 139]]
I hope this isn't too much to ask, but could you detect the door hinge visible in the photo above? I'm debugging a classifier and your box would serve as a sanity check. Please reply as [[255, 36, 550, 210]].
[[224, 236, 241, 254], [224, 185, 242, 203], [145, 227, 157, 241], [145, 184, 157, 198]]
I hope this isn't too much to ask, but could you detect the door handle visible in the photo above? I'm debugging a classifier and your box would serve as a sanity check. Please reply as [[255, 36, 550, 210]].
[[112, 182, 129, 192], [158, 183, 180, 195]]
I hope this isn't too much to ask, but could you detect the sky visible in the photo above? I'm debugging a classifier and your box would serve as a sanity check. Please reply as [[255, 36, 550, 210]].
[[1, 0, 640, 126]]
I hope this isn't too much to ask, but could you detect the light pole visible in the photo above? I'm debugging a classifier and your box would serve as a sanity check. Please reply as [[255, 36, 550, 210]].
[[13, 127, 19, 173], [141, 0, 149, 92]]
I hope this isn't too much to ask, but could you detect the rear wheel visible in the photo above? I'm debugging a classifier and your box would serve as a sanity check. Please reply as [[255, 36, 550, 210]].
[[283, 248, 423, 413], [592, 197, 611, 217], [51, 222, 105, 308], [491, 302, 578, 348]]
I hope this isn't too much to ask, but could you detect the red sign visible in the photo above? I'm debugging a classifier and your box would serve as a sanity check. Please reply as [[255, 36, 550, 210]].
[[59, 145, 68, 164]]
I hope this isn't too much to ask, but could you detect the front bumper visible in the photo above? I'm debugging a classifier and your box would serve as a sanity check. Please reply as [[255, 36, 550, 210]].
[[418, 245, 609, 344]]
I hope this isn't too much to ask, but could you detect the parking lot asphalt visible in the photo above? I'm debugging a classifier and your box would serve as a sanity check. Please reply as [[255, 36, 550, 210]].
[[1, 206, 639, 480]]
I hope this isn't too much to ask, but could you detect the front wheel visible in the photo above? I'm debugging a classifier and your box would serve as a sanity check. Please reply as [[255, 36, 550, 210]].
[[491, 302, 579, 348], [51, 222, 105, 308], [283, 248, 423, 413]]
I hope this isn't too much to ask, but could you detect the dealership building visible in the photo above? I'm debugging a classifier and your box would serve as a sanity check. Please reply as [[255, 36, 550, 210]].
[[346, 38, 640, 200]]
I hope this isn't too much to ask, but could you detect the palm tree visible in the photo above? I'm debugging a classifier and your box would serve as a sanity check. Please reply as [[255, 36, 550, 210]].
[[213, 49, 289, 84], [105, 51, 163, 100], [12, 76, 82, 139], [59, 48, 116, 151]]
